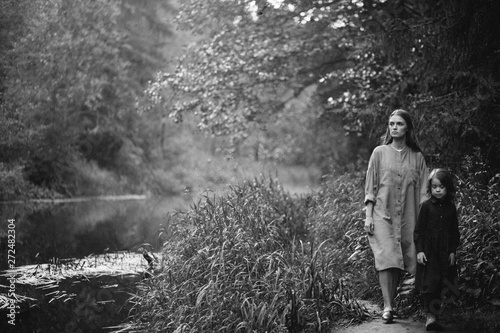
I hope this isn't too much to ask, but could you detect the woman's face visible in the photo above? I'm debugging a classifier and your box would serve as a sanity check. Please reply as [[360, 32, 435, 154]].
[[388, 115, 408, 140]]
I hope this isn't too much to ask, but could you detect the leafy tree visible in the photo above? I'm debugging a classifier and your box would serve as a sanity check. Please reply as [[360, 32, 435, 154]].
[[1, 0, 176, 194], [1, 0, 132, 189], [153, 0, 338, 124], [149, 0, 500, 172], [147, 0, 379, 167], [330, 0, 500, 171], [0, 0, 29, 162]]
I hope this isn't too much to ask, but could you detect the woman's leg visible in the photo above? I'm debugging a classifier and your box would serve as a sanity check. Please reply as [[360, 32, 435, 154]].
[[390, 269, 400, 309], [379, 268, 401, 311]]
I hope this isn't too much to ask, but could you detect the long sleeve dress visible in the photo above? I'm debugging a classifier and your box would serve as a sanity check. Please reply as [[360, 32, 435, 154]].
[[365, 145, 429, 275], [414, 197, 460, 294]]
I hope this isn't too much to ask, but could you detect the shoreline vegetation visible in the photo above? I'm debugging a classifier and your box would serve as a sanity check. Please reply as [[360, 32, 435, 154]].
[[1, 0, 499, 331], [0, 167, 499, 332], [0, 252, 152, 332], [110, 171, 499, 333]]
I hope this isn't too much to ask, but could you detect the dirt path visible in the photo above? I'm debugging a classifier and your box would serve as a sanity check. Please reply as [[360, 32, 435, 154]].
[[335, 316, 465, 333], [333, 301, 466, 333]]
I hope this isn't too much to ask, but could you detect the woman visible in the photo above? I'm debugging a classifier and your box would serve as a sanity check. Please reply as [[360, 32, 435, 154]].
[[364, 109, 429, 323]]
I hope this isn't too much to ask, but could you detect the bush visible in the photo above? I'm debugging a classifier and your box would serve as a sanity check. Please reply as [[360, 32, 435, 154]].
[[0, 163, 57, 201], [115, 177, 369, 333], [78, 130, 123, 170], [455, 170, 500, 306], [67, 159, 136, 196]]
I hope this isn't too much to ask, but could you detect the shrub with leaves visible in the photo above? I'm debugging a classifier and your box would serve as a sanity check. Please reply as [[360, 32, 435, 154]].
[[455, 163, 500, 306], [114, 177, 369, 333], [0, 163, 57, 201], [306, 171, 379, 301]]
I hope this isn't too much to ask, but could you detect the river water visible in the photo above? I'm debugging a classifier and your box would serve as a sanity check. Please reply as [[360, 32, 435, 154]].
[[0, 195, 189, 271], [0, 183, 313, 331], [0, 195, 192, 332]]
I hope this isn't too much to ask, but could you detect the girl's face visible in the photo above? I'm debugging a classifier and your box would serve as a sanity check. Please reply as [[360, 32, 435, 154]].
[[388, 115, 408, 140], [431, 177, 447, 200]]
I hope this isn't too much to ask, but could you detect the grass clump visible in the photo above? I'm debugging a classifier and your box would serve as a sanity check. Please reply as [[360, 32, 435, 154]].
[[113, 177, 369, 333], [306, 171, 378, 300], [114, 164, 500, 332]]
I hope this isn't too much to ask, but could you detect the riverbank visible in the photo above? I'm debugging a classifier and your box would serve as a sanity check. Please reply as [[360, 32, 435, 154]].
[[0, 194, 148, 205], [0, 251, 155, 332]]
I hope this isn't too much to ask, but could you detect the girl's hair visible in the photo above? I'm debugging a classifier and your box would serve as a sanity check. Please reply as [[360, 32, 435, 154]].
[[427, 168, 456, 201], [381, 109, 422, 152]]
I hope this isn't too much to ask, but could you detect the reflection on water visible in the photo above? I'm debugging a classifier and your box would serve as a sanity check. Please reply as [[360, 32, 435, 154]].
[[0, 196, 188, 270], [0, 196, 186, 333]]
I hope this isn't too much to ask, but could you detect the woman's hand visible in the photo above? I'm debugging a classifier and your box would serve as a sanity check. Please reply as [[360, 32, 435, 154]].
[[364, 217, 374, 235], [449, 253, 456, 266], [417, 252, 427, 265]]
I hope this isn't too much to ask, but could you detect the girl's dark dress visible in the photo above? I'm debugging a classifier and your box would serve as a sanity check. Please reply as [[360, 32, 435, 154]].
[[414, 197, 460, 294]]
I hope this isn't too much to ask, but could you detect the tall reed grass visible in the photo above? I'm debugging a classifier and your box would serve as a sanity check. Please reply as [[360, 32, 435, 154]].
[[306, 171, 378, 301], [114, 162, 500, 332], [113, 177, 369, 333]]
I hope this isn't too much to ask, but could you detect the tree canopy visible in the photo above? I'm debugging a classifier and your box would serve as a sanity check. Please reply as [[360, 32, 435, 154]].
[[0, 0, 176, 196], [149, 0, 500, 172], [1, 0, 499, 199]]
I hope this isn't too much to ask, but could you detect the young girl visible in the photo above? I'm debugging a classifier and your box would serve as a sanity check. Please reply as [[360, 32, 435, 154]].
[[414, 169, 460, 331]]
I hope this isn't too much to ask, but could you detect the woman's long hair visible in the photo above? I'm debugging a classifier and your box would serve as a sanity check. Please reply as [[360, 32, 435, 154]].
[[381, 109, 422, 152]]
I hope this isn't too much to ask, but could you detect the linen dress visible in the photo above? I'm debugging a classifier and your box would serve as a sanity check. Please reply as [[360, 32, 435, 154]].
[[414, 197, 460, 294], [365, 145, 429, 275]]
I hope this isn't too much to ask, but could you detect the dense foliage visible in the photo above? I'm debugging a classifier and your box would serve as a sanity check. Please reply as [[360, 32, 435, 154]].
[[455, 159, 500, 306], [306, 170, 378, 299], [149, 0, 500, 173], [0, 0, 175, 197], [115, 178, 369, 332], [117, 166, 499, 331], [1, 1, 499, 331], [2, 0, 499, 197]]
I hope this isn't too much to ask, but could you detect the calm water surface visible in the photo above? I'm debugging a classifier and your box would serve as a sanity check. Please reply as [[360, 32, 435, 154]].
[[0, 196, 188, 270]]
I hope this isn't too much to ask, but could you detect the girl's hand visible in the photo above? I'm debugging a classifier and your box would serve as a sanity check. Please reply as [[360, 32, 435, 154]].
[[364, 217, 374, 235], [417, 252, 427, 265], [449, 253, 456, 266]]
